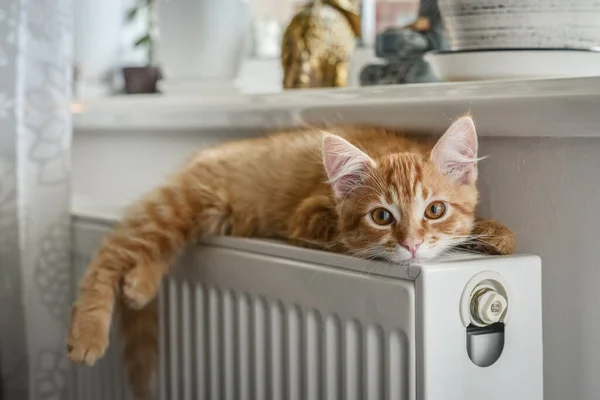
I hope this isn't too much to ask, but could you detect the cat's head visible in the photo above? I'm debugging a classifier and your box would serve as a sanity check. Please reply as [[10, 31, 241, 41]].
[[322, 116, 479, 263]]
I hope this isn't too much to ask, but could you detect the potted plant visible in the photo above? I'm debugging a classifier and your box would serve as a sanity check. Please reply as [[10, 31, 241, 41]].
[[122, 0, 162, 94]]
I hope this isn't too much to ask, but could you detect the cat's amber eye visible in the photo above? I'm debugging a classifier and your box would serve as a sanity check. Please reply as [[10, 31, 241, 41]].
[[371, 207, 395, 225], [424, 201, 447, 220]]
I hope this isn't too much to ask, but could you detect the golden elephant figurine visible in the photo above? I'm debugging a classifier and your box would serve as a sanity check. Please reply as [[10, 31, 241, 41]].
[[281, 0, 361, 89]]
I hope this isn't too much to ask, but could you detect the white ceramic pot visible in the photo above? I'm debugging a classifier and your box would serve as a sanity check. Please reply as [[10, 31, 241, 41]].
[[156, 0, 251, 87], [437, 0, 600, 50]]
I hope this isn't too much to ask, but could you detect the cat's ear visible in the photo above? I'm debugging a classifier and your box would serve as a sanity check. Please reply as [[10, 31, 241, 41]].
[[322, 133, 376, 199], [431, 115, 479, 184]]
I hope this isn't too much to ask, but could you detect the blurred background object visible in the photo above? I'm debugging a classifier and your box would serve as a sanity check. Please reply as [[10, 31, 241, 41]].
[[373, 0, 419, 34], [360, 0, 447, 85], [70, 0, 600, 97], [426, 49, 600, 82], [438, 0, 600, 51], [280, 0, 361, 89], [428, 0, 600, 81], [70, 0, 422, 97], [249, 15, 282, 59], [155, 0, 251, 94], [73, 0, 125, 97], [121, 0, 161, 94]]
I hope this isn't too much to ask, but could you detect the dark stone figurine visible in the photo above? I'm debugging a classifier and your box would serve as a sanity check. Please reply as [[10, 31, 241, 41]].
[[360, 0, 449, 86]]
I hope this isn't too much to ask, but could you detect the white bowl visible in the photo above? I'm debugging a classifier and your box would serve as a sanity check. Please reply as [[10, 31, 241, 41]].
[[437, 0, 600, 50], [425, 49, 600, 82]]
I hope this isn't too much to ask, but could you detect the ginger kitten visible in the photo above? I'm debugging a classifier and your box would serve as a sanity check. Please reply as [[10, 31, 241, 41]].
[[67, 116, 515, 399]]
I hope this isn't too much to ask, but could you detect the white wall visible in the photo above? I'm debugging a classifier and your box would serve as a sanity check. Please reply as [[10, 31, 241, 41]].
[[74, 0, 125, 81], [478, 137, 600, 399], [74, 0, 160, 97]]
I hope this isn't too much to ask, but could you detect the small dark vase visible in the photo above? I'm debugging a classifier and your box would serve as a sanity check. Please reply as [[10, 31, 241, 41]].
[[122, 66, 162, 94]]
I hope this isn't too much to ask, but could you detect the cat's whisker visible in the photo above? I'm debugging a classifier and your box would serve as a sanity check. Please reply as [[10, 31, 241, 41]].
[[443, 247, 487, 256], [453, 233, 516, 239]]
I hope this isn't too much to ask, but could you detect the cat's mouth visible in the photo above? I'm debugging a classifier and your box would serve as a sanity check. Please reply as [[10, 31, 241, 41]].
[[390, 246, 441, 265], [352, 244, 441, 265]]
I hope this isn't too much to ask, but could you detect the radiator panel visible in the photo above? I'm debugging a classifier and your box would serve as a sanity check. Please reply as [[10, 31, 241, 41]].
[[159, 275, 412, 400], [70, 220, 543, 400], [71, 221, 417, 400]]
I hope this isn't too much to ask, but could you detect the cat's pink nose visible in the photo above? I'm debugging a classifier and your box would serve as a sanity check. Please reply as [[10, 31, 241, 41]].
[[400, 239, 423, 256]]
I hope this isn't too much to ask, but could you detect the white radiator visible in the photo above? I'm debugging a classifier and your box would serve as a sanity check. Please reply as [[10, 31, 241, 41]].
[[71, 219, 544, 400]]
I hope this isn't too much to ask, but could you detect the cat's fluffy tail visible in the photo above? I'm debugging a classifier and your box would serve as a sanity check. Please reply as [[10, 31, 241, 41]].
[[119, 297, 159, 400]]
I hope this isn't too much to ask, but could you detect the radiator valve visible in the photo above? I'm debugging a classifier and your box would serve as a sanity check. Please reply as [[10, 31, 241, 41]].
[[471, 287, 507, 326]]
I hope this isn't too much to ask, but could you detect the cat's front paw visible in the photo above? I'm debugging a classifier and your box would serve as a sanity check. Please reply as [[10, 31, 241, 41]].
[[122, 264, 162, 310], [66, 304, 110, 366], [468, 219, 516, 256]]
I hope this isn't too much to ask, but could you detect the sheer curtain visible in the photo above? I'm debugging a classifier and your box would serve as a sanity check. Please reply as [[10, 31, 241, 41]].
[[0, 0, 73, 399]]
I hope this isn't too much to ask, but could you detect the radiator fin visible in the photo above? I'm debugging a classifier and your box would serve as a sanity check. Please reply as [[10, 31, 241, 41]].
[[238, 294, 252, 400], [389, 330, 407, 400], [345, 319, 362, 400], [194, 283, 207, 399], [269, 301, 285, 400], [168, 279, 180, 400], [305, 309, 322, 399], [180, 280, 193, 400], [208, 286, 221, 400], [325, 315, 341, 400], [223, 289, 237, 400], [253, 297, 268, 400], [366, 325, 383, 400], [287, 305, 302, 400]]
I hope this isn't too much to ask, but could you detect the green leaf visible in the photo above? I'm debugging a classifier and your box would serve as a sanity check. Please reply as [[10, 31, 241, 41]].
[[134, 34, 151, 48], [125, 7, 138, 22]]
